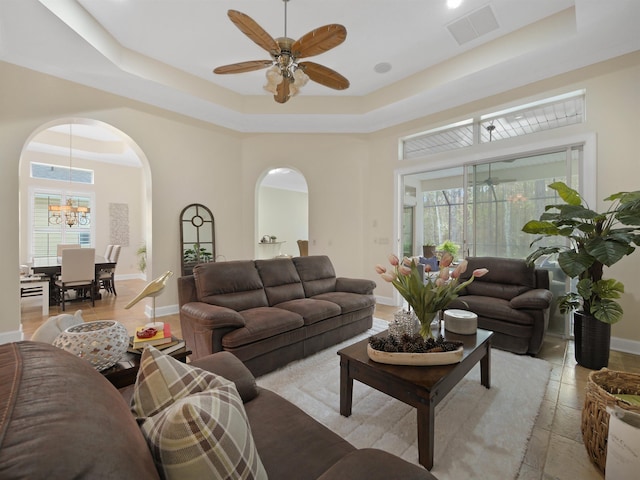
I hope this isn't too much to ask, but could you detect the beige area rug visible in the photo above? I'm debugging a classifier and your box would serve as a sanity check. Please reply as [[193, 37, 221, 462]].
[[257, 318, 551, 479]]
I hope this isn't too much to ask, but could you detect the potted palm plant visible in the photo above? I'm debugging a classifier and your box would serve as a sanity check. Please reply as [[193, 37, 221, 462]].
[[522, 182, 640, 369]]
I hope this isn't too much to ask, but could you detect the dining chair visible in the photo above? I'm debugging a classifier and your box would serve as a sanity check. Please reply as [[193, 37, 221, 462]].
[[56, 243, 81, 257], [99, 245, 121, 295], [55, 248, 96, 311], [104, 244, 114, 261]]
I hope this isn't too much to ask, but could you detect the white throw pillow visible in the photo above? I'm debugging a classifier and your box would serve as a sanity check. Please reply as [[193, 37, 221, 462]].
[[31, 309, 84, 343]]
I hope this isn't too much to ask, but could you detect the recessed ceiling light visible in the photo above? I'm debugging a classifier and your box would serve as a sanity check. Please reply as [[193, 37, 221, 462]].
[[447, 0, 463, 9], [374, 62, 392, 74]]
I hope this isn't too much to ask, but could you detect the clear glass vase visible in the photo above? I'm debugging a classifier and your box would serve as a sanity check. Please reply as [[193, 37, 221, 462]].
[[417, 311, 440, 339], [390, 310, 420, 339]]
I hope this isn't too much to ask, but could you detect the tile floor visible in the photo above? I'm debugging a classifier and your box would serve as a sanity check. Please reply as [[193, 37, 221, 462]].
[[20, 280, 640, 480]]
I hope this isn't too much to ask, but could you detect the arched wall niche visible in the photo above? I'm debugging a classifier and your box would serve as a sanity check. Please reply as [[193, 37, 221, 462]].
[[255, 167, 309, 259], [18, 117, 153, 314]]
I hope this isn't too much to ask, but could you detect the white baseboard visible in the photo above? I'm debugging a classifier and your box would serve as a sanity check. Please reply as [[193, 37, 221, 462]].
[[0, 329, 24, 343], [374, 295, 396, 306], [114, 273, 146, 281], [611, 337, 640, 356], [143, 303, 179, 319]]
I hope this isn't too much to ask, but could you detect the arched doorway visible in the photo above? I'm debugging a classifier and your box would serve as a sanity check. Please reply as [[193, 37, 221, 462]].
[[18, 118, 152, 318], [256, 168, 308, 259]]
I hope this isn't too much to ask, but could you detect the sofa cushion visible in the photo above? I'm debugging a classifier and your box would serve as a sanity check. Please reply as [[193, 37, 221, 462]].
[[0, 342, 160, 480], [465, 281, 531, 301], [190, 351, 260, 403], [449, 295, 534, 326], [510, 289, 553, 309], [293, 255, 338, 296], [131, 347, 266, 480], [255, 258, 305, 305], [317, 449, 435, 480], [244, 388, 356, 479], [222, 307, 304, 348], [194, 261, 268, 311], [460, 256, 537, 289], [312, 291, 376, 314], [274, 298, 342, 325]]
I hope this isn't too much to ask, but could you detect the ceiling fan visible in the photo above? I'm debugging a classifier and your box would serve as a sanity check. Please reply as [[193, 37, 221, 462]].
[[213, 0, 349, 104], [478, 163, 517, 187]]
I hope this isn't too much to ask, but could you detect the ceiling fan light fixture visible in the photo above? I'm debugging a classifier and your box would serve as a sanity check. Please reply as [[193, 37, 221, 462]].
[[214, 1, 348, 104], [290, 68, 309, 96], [264, 66, 284, 94]]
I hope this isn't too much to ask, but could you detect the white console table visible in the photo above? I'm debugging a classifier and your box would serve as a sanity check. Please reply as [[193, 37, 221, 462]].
[[20, 276, 49, 315]]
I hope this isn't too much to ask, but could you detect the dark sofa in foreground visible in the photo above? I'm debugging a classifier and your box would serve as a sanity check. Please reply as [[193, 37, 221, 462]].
[[178, 255, 376, 376], [0, 341, 436, 480], [448, 256, 553, 355]]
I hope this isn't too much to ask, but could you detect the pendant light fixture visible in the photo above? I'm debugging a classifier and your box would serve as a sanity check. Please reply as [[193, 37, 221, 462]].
[[47, 123, 91, 227]]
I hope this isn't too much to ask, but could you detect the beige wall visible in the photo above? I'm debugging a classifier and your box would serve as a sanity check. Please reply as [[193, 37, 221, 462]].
[[1, 51, 639, 350], [257, 186, 308, 258]]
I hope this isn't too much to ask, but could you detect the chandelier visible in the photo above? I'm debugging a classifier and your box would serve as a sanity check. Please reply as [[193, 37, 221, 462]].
[[47, 123, 91, 227], [48, 197, 91, 227]]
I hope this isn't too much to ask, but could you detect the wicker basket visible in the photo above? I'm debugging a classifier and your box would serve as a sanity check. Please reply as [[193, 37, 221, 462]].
[[581, 368, 640, 473]]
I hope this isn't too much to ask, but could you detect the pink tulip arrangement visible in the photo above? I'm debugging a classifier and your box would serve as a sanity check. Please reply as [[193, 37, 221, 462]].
[[375, 253, 488, 339]]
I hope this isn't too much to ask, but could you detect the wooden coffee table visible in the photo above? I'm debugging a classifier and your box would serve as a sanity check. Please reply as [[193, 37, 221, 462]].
[[338, 328, 493, 470]]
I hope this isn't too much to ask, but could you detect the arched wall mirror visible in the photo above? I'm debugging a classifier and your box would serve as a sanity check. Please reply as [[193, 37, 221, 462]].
[[180, 203, 215, 276]]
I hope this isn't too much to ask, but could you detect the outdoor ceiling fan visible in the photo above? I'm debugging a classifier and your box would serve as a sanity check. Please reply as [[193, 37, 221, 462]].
[[474, 163, 517, 187], [213, 0, 349, 104], [482, 165, 516, 186]]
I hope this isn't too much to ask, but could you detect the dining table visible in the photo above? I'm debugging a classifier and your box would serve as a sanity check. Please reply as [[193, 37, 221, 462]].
[[30, 255, 116, 306]]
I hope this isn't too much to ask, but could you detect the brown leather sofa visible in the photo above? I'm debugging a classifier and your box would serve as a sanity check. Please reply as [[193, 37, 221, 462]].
[[447, 256, 553, 355], [0, 341, 435, 480], [178, 255, 376, 376]]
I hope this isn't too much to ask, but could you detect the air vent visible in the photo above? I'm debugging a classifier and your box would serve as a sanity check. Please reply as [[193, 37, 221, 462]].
[[447, 5, 499, 45]]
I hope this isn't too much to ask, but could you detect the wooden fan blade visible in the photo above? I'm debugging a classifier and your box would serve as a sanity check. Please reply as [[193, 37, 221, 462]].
[[214, 60, 273, 74], [274, 79, 290, 104], [299, 62, 349, 90], [292, 24, 347, 59], [227, 10, 280, 54]]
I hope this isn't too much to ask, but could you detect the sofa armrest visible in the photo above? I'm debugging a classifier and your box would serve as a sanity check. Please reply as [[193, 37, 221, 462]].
[[335, 277, 376, 295], [181, 302, 246, 327], [180, 302, 246, 360], [510, 289, 553, 310], [317, 449, 436, 480], [190, 351, 259, 403]]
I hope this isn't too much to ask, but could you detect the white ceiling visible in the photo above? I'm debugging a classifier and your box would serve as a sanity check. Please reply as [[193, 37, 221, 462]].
[[2, 0, 639, 134]]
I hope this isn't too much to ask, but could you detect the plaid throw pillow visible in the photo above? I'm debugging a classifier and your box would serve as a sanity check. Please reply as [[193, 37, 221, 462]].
[[131, 346, 267, 480]]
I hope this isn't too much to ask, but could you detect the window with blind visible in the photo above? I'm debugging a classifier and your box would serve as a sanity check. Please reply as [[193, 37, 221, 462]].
[[32, 192, 92, 258]]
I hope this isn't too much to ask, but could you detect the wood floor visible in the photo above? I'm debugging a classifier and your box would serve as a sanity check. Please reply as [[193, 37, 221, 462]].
[[21, 280, 640, 480]]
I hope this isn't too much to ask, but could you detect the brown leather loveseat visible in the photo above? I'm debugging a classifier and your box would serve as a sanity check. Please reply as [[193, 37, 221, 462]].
[[447, 256, 553, 355], [178, 255, 376, 376]]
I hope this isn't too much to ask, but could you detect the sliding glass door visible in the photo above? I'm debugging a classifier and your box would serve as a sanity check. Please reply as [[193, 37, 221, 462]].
[[468, 150, 578, 258], [402, 145, 582, 336]]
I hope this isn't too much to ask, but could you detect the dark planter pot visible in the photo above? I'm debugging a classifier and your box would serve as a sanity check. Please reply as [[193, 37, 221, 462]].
[[574, 311, 611, 370], [422, 245, 436, 258]]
